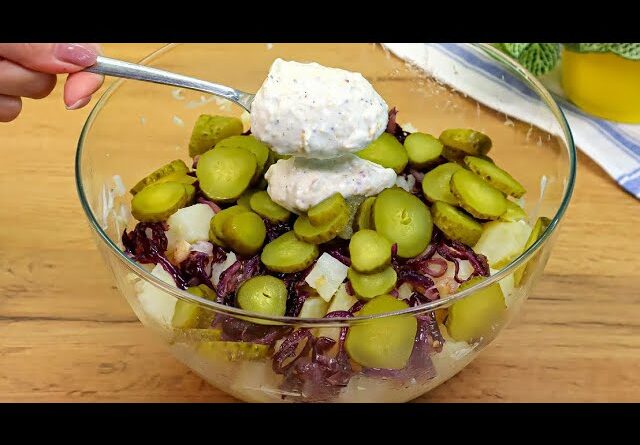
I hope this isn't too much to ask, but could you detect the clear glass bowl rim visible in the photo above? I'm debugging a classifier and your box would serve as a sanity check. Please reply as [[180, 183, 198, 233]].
[[75, 43, 576, 326]]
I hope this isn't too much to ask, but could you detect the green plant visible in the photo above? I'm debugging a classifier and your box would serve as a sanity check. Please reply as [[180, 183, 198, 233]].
[[495, 43, 640, 76]]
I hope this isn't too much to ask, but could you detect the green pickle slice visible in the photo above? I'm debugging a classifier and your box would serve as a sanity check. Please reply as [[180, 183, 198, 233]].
[[421, 162, 464, 205], [236, 276, 287, 317], [514, 216, 551, 287], [439, 128, 492, 156], [131, 181, 188, 222], [500, 200, 527, 222], [345, 295, 417, 369], [215, 135, 271, 180], [249, 191, 291, 223], [337, 195, 365, 240], [172, 328, 223, 344], [431, 201, 483, 247], [373, 187, 433, 258], [197, 341, 269, 362], [356, 132, 409, 174], [188, 114, 243, 157], [347, 266, 398, 300], [172, 285, 217, 329], [293, 210, 349, 245], [349, 229, 392, 273], [464, 156, 526, 198], [450, 169, 508, 220], [222, 211, 266, 256], [404, 132, 443, 168], [445, 277, 506, 343], [211, 205, 249, 242], [237, 189, 258, 209], [130, 159, 190, 195], [308, 193, 347, 226], [196, 146, 257, 202], [261, 231, 319, 273], [353, 196, 376, 232]]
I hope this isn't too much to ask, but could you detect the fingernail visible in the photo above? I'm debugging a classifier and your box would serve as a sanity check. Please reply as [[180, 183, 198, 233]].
[[66, 96, 91, 110], [55, 43, 98, 67]]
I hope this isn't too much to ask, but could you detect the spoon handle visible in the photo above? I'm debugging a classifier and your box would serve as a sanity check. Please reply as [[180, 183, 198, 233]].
[[85, 56, 254, 110]]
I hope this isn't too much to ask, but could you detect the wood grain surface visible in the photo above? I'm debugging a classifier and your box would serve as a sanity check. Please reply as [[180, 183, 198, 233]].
[[0, 44, 638, 402]]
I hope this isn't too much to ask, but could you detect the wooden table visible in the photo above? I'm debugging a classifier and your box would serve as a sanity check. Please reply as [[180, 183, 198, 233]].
[[1, 44, 639, 402]]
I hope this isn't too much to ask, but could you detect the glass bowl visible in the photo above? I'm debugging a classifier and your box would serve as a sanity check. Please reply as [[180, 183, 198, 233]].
[[76, 43, 575, 403]]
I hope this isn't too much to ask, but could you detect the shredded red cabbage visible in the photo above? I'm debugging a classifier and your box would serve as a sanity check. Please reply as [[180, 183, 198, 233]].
[[322, 242, 351, 267], [211, 314, 291, 345], [180, 244, 226, 289], [191, 156, 200, 169], [436, 238, 490, 283], [264, 219, 293, 243], [216, 255, 262, 304], [273, 310, 355, 400], [345, 281, 355, 296], [122, 222, 187, 289], [282, 266, 314, 317], [385, 107, 410, 144]]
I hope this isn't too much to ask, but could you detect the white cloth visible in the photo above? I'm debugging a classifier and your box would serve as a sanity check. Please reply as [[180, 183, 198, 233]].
[[383, 43, 640, 200]]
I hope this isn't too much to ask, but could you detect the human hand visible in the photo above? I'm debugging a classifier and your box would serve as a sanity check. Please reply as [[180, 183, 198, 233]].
[[0, 43, 104, 122]]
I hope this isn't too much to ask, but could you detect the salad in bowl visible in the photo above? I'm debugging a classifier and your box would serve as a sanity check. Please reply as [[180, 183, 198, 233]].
[[76, 43, 575, 402]]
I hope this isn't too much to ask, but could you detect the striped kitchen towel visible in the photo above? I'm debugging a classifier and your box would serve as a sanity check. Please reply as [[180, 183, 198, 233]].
[[383, 43, 640, 200]]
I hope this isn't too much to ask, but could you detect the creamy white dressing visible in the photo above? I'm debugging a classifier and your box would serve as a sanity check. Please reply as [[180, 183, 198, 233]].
[[264, 154, 396, 213], [251, 58, 388, 159]]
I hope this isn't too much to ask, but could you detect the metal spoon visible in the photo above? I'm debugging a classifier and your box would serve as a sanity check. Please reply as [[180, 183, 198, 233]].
[[85, 55, 256, 111]]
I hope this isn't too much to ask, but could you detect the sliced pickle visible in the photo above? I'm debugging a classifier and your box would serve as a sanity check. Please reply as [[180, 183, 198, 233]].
[[131, 181, 188, 222], [404, 132, 443, 168], [349, 229, 392, 273], [171, 285, 217, 329], [293, 210, 349, 245], [441, 145, 466, 164], [215, 135, 270, 181], [196, 146, 257, 202], [308, 193, 347, 226], [356, 132, 409, 174], [514, 217, 551, 287], [172, 328, 223, 344], [130, 159, 189, 195], [347, 266, 397, 300], [431, 201, 483, 247], [500, 200, 527, 222], [222, 211, 266, 256], [188, 114, 243, 157], [197, 341, 269, 361], [237, 189, 258, 209], [211, 205, 249, 242], [261, 231, 319, 273], [421, 162, 464, 205], [249, 191, 291, 223], [373, 187, 433, 258], [464, 156, 526, 198], [236, 275, 287, 317], [450, 169, 508, 220], [439, 128, 492, 156], [183, 184, 196, 205], [337, 195, 365, 240], [445, 277, 506, 343], [345, 295, 417, 369], [155, 171, 198, 187], [353, 196, 376, 232]]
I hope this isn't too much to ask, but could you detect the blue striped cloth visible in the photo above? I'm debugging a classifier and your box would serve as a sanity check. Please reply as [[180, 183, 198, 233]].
[[384, 43, 640, 200]]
